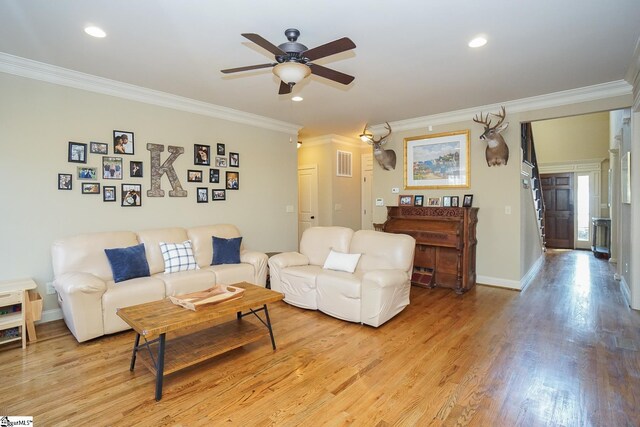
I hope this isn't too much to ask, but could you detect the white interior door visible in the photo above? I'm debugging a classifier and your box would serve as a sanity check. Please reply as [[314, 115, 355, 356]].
[[361, 154, 373, 230], [298, 165, 319, 242]]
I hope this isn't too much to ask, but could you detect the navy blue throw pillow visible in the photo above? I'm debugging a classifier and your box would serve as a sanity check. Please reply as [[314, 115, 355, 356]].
[[104, 243, 151, 283], [211, 236, 242, 265]]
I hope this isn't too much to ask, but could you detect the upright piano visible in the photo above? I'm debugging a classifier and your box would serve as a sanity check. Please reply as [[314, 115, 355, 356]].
[[381, 206, 478, 294]]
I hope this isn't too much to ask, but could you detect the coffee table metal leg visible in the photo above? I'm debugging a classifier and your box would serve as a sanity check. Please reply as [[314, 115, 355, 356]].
[[130, 333, 141, 371], [155, 333, 166, 401], [263, 304, 276, 350]]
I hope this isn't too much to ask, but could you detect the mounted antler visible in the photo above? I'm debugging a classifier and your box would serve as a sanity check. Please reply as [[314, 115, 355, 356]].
[[361, 122, 396, 170], [473, 106, 509, 166]]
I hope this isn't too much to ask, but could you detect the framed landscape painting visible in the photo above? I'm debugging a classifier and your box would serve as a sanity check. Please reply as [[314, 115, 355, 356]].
[[404, 130, 470, 189]]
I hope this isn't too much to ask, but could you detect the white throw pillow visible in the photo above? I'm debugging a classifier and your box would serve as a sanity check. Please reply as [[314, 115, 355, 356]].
[[323, 249, 361, 273], [159, 240, 200, 273]]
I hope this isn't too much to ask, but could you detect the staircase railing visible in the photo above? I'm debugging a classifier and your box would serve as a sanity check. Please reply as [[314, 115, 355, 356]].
[[522, 123, 546, 250]]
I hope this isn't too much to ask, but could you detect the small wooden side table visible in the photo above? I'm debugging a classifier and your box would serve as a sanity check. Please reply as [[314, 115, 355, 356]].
[[0, 278, 39, 344]]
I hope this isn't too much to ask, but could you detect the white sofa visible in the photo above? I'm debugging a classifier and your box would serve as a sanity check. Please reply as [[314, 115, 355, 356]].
[[268, 227, 415, 327], [52, 224, 267, 342]]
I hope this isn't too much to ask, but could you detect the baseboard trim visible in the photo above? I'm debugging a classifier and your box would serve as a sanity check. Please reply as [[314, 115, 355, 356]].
[[37, 308, 63, 324], [476, 275, 522, 291], [520, 254, 545, 292]]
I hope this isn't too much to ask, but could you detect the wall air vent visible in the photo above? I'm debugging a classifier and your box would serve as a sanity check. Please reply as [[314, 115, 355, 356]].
[[337, 150, 352, 177]]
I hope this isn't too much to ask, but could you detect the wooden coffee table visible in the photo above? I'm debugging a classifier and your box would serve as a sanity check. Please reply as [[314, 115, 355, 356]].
[[116, 282, 283, 401]]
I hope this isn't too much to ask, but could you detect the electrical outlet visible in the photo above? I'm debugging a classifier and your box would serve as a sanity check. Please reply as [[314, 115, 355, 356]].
[[46, 281, 56, 295], [375, 198, 384, 206], [391, 187, 400, 194]]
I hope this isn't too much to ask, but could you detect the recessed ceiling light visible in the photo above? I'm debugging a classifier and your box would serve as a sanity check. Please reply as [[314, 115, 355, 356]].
[[291, 96, 303, 102], [84, 26, 106, 38], [468, 36, 487, 48]]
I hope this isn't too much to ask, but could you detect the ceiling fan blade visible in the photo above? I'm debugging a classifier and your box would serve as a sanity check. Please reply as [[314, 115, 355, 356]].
[[303, 37, 356, 61], [278, 80, 292, 95], [309, 64, 355, 85], [241, 33, 286, 56], [221, 63, 275, 74]]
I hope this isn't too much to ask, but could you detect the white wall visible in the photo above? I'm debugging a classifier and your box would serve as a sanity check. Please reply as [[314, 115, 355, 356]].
[[0, 73, 299, 313]]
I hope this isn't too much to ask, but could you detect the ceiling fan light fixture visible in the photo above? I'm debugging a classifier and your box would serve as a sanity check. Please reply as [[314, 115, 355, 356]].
[[273, 62, 310, 85]]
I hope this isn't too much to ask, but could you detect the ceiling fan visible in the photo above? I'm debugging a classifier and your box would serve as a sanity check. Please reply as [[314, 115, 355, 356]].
[[221, 28, 356, 95]]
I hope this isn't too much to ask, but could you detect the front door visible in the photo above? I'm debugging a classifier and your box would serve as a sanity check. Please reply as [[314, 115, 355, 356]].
[[541, 172, 574, 249]]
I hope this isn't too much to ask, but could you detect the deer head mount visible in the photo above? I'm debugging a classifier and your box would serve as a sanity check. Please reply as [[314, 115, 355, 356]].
[[361, 122, 396, 171], [473, 106, 509, 167]]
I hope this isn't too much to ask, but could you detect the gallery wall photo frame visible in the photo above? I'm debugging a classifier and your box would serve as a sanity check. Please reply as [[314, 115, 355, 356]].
[[187, 170, 203, 182], [90, 142, 108, 155], [216, 156, 228, 168], [212, 189, 226, 201], [102, 156, 123, 179], [404, 130, 470, 189], [225, 171, 239, 190], [113, 130, 134, 155], [209, 168, 220, 183], [229, 152, 239, 167], [103, 186, 116, 202], [217, 143, 225, 155], [68, 142, 87, 163], [194, 144, 210, 166], [130, 161, 143, 178], [77, 166, 97, 180], [58, 173, 72, 190], [121, 183, 142, 207], [81, 182, 100, 194], [196, 187, 209, 203]]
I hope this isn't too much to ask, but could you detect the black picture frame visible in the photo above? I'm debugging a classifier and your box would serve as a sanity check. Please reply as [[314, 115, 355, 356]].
[[130, 161, 143, 178], [102, 156, 123, 179], [225, 171, 239, 190], [462, 194, 473, 207], [414, 195, 424, 206], [58, 173, 72, 190], [229, 152, 239, 168], [103, 186, 116, 202], [217, 143, 225, 155], [68, 142, 87, 163], [451, 196, 459, 207], [90, 142, 108, 154], [77, 166, 97, 180], [121, 184, 142, 207], [81, 182, 100, 194], [194, 144, 210, 166], [113, 130, 134, 155], [196, 187, 209, 203], [442, 196, 452, 207], [209, 168, 220, 183], [187, 170, 203, 182], [212, 189, 226, 201]]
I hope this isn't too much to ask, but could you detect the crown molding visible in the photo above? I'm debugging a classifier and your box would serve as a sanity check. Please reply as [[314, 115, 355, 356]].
[[0, 52, 301, 135], [369, 80, 633, 134], [301, 134, 364, 148]]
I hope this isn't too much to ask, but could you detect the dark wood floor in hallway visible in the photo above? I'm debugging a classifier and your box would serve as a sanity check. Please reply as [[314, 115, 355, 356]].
[[1, 249, 639, 426]]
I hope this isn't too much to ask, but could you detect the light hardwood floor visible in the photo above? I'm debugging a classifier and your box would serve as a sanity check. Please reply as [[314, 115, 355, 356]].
[[1, 250, 639, 426]]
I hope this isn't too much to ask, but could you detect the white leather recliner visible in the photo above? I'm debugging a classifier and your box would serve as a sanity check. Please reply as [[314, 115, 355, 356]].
[[268, 227, 415, 327]]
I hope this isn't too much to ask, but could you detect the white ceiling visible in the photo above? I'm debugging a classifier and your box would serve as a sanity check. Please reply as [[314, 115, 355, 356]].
[[1, 0, 639, 139]]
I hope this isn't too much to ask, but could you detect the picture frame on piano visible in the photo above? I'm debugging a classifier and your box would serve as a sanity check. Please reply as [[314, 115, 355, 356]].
[[399, 195, 414, 206], [414, 195, 424, 206], [404, 130, 470, 189], [463, 194, 473, 207]]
